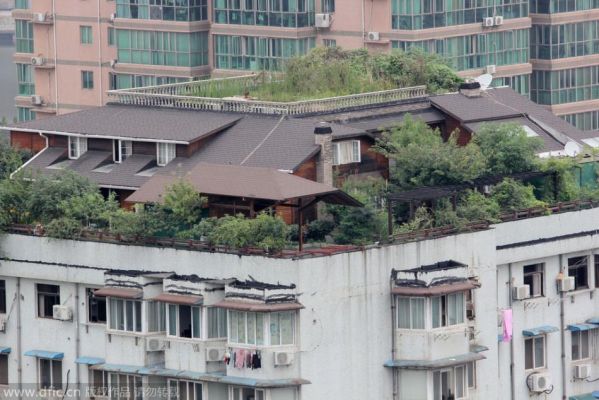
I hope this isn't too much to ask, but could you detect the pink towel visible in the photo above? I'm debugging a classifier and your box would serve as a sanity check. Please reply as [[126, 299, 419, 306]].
[[502, 309, 513, 342], [235, 349, 246, 368]]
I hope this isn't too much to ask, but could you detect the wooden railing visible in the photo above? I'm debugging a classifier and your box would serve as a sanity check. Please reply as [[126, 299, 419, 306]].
[[107, 79, 428, 116]]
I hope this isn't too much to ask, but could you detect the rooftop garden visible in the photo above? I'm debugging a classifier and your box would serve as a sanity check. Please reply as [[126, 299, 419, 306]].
[[183, 47, 463, 102], [1, 116, 598, 255]]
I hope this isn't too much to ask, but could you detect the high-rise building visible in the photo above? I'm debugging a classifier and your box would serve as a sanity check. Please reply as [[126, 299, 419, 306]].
[[10, 0, 599, 131]]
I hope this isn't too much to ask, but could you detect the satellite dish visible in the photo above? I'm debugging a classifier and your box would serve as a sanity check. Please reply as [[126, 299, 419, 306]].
[[564, 141, 581, 157], [475, 74, 493, 90]]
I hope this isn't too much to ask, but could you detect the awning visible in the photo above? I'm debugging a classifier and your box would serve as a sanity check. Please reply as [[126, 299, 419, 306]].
[[24, 350, 64, 360], [214, 300, 304, 312], [568, 324, 599, 332], [152, 293, 203, 306], [384, 352, 486, 369], [75, 357, 105, 365], [94, 287, 143, 299], [392, 280, 480, 297], [92, 364, 310, 387], [569, 392, 599, 400], [522, 325, 559, 337], [586, 317, 599, 325], [470, 344, 489, 353], [0, 347, 11, 354]]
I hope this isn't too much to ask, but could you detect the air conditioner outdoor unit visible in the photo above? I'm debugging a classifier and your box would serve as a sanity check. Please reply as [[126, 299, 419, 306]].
[[52, 305, 73, 321], [367, 32, 380, 41], [494, 16, 504, 25], [486, 64, 496, 74], [512, 284, 530, 300], [558, 276, 575, 292], [483, 17, 494, 27], [315, 13, 331, 28], [110, 59, 117, 68], [527, 373, 551, 392], [110, 13, 116, 22], [274, 351, 294, 366], [31, 56, 45, 66], [0, 316, 6, 333], [31, 95, 43, 106], [34, 12, 47, 22], [145, 338, 170, 352], [574, 364, 592, 379], [206, 348, 224, 362]]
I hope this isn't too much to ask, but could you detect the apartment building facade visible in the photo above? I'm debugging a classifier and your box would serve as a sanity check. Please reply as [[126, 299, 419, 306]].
[[0, 200, 599, 399]]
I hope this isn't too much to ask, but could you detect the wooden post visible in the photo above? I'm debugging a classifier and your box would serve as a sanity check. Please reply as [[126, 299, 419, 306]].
[[298, 198, 304, 252]]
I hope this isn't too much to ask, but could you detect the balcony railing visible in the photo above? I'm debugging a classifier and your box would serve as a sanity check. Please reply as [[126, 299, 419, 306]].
[[107, 74, 428, 116]]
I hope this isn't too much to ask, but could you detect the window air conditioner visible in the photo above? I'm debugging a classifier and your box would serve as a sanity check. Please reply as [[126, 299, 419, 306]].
[[31, 56, 45, 66], [206, 348, 224, 362], [34, 12, 46, 23], [52, 305, 73, 321], [145, 338, 170, 352], [274, 351, 294, 366], [527, 373, 551, 393], [367, 32, 380, 41], [512, 285, 530, 300], [558, 276, 575, 292], [574, 364, 591, 379], [31, 95, 43, 106], [315, 13, 331, 28], [483, 17, 494, 27], [494, 16, 504, 25]]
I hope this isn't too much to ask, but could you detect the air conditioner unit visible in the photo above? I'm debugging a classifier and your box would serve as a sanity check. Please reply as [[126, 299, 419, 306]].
[[574, 364, 592, 379], [31, 95, 43, 106], [558, 276, 575, 292], [527, 373, 551, 393], [145, 338, 169, 352], [485, 64, 496, 74], [52, 305, 73, 321], [494, 16, 504, 25], [206, 348, 224, 362], [274, 351, 294, 367], [0, 316, 6, 333], [367, 32, 380, 41], [110, 13, 116, 22], [315, 13, 331, 28], [483, 17, 494, 27], [110, 59, 117, 68], [512, 284, 530, 300], [31, 56, 45, 66], [34, 12, 47, 22]]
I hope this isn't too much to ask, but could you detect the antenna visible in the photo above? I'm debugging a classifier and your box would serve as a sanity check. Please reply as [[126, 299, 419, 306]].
[[474, 74, 493, 91], [564, 141, 581, 157]]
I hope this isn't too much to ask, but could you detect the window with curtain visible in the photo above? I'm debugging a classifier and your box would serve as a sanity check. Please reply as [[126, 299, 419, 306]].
[[270, 311, 295, 345], [396, 297, 425, 329], [109, 298, 142, 332], [147, 301, 166, 332], [571, 330, 590, 360], [15, 20, 33, 53], [16, 63, 34, 96], [168, 304, 201, 338], [524, 336, 546, 370], [207, 307, 228, 338], [332, 140, 361, 165], [157, 142, 176, 166], [432, 292, 465, 328], [228, 311, 265, 345]]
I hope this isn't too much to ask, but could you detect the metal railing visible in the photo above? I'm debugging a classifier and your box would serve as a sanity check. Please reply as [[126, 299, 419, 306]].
[[107, 75, 428, 116]]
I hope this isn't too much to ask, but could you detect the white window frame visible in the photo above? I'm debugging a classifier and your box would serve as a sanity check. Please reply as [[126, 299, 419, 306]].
[[167, 304, 202, 339], [107, 297, 142, 333], [68, 136, 88, 160], [108, 373, 142, 400], [114, 140, 133, 163], [432, 365, 467, 400], [396, 296, 426, 330], [269, 311, 296, 346], [524, 335, 546, 370], [168, 379, 204, 400], [38, 358, 62, 390], [229, 386, 265, 400], [332, 140, 361, 165], [157, 142, 176, 166], [147, 300, 166, 333], [571, 330, 591, 361], [36, 283, 60, 319], [207, 307, 228, 339], [523, 263, 544, 297], [431, 292, 465, 329], [89, 368, 108, 397], [228, 310, 265, 346]]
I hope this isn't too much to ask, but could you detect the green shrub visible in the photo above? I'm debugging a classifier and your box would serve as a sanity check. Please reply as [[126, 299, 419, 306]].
[[457, 190, 501, 223], [491, 178, 546, 211], [45, 217, 82, 239], [249, 213, 289, 252], [306, 219, 335, 241], [209, 215, 253, 249], [162, 180, 206, 226]]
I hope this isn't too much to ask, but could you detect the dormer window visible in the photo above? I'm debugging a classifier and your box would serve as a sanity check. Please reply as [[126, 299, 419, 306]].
[[68, 136, 87, 159], [114, 140, 132, 163], [157, 142, 176, 166], [332, 140, 360, 165]]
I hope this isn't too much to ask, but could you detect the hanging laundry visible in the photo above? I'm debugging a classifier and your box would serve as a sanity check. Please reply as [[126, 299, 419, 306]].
[[502, 309, 513, 342], [235, 349, 246, 368], [252, 352, 262, 369], [245, 351, 252, 368], [223, 351, 231, 365]]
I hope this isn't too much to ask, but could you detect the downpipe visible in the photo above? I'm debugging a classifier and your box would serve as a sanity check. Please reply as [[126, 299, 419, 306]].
[[559, 254, 566, 400], [508, 263, 515, 400], [390, 274, 398, 400]]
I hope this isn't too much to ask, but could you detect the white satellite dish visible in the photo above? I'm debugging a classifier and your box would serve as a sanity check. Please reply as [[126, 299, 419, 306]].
[[564, 141, 582, 157], [474, 74, 493, 91]]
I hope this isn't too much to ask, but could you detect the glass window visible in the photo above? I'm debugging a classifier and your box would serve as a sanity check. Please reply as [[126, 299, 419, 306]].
[[157, 142, 176, 166], [108, 373, 142, 400], [39, 359, 62, 390], [332, 140, 361, 165], [15, 0, 29, 9], [168, 380, 203, 400], [108, 298, 142, 333], [147, 301, 166, 332], [80, 26, 93, 44], [0, 281, 5, 314], [115, 140, 133, 162], [37, 284, 60, 318], [433, 366, 469, 400], [0, 354, 7, 386], [432, 292, 465, 328], [87, 288, 106, 323], [167, 304, 201, 339], [228, 311, 265, 345], [117, 0, 208, 21], [572, 330, 590, 360], [15, 20, 33, 53], [68, 137, 88, 159], [108, 27, 116, 46], [397, 297, 425, 329], [322, 0, 335, 12], [524, 336, 546, 370], [523, 263, 544, 297], [207, 307, 228, 338], [16, 64, 35, 96], [81, 71, 94, 90], [270, 311, 295, 345], [17, 107, 35, 122], [568, 256, 589, 290]]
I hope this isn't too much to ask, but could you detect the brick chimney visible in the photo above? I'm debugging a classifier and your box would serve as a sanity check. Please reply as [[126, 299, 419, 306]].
[[459, 81, 482, 98], [314, 122, 334, 187]]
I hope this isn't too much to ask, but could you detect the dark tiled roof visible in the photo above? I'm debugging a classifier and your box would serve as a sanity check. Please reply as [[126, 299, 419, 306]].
[[346, 109, 445, 132], [10, 105, 242, 143]]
